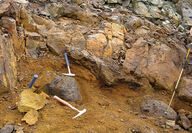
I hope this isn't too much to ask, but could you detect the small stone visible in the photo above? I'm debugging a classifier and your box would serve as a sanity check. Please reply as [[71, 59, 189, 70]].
[[118, 109, 122, 113], [161, 124, 166, 128], [173, 125, 182, 130], [22, 109, 39, 125], [166, 120, 175, 127], [17, 89, 47, 112], [120, 119, 124, 122]]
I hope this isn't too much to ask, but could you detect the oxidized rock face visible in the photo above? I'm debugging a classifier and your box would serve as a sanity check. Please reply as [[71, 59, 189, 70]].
[[123, 37, 180, 90], [87, 33, 107, 57]]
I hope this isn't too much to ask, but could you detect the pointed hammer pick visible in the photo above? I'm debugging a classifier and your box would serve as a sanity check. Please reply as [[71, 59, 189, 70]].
[[54, 96, 86, 119]]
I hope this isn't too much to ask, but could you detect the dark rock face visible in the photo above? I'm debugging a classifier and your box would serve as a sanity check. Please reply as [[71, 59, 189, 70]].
[[46, 75, 81, 101], [140, 97, 177, 120]]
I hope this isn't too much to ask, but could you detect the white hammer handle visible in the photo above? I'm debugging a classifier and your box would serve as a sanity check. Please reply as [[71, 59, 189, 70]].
[[53, 96, 79, 112]]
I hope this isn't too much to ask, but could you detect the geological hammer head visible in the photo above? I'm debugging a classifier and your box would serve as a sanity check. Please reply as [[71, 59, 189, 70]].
[[72, 109, 86, 119], [64, 73, 75, 77]]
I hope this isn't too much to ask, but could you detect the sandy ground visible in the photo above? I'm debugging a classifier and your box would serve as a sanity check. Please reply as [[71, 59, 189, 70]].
[[0, 54, 191, 133]]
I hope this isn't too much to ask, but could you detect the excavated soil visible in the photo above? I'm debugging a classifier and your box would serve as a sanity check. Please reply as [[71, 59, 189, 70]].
[[0, 54, 191, 133]]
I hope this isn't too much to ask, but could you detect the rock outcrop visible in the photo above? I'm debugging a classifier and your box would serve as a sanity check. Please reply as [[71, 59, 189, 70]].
[[0, 0, 191, 101]]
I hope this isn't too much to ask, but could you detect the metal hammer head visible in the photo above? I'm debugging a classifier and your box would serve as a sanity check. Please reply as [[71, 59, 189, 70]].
[[63, 73, 75, 77], [72, 109, 86, 119]]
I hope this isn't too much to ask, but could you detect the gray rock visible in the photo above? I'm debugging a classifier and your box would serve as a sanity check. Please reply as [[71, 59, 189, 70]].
[[181, 3, 192, 26], [148, 5, 163, 19], [124, 16, 143, 29], [140, 97, 177, 120], [46, 75, 81, 101], [0, 125, 14, 133], [106, 0, 122, 4], [122, 0, 131, 7], [148, 0, 163, 7], [132, 2, 151, 17]]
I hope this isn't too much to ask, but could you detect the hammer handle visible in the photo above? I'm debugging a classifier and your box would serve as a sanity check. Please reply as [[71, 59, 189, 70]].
[[54, 96, 79, 112], [64, 53, 70, 67], [28, 75, 38, 88], [54, 96, 70, 106]]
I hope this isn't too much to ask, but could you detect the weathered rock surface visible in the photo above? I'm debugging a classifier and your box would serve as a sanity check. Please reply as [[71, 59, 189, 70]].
[[45, 75, 81, 101], [0, 36, 17, 90], [17, 90, 47, 112], [178, 109, 192, 130], [140, 97, 177, 120], [178, 77, 192, 103], [123, 37, 180, 90], [181, 3, 192, 26], [22, 109, 39, 125]]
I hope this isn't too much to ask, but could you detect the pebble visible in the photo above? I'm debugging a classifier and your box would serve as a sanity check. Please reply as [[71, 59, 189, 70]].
[[120, 119, 124, 122]]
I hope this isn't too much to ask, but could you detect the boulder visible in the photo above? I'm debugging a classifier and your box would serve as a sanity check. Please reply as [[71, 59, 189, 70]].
[[17, 90, 47, 112], [178, 77, 192, 103], [140, 97, 177, 120], [46, 75, 81, 101]]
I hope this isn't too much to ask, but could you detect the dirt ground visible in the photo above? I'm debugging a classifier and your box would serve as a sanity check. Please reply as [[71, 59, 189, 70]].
[[0, 54, 191, 133]]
